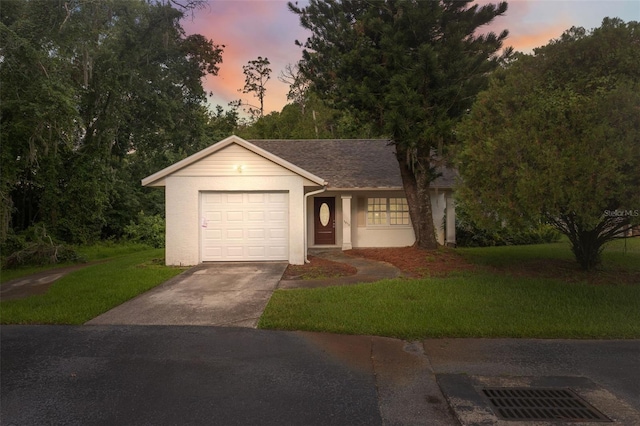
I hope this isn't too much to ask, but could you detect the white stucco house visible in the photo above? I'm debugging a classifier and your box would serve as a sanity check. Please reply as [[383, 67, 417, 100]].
[[142, 135, 456, 266]]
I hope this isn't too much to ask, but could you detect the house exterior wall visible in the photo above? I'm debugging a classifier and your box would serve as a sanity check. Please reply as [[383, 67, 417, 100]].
[[431, 192, 446, 245], [307, 190, 416, 249], [308, 189, 454, 249], [353, 190, 416, 248], [165, 175, 308, 266]]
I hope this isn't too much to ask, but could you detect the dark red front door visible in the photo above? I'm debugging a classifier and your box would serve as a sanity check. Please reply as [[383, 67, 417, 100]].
[[314, 197, 335, 245]]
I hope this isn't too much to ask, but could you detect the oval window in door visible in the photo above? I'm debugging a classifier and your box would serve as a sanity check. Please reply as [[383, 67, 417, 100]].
[[319, 203, 330, 226]]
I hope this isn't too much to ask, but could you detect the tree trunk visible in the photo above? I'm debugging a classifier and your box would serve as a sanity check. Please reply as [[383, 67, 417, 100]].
[[396, 151, 438, 250], [548, 213, 633, 271], [569, 229, 603, 271]]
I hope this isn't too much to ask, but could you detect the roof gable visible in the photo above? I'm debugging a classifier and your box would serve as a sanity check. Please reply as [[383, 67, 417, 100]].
[[142, 135, 326, 187]]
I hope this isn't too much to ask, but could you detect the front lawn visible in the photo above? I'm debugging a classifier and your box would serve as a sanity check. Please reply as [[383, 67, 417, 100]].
[[0, 242, 152, 284], [259, 238, 640, 339], [0, 248, 185, 324]]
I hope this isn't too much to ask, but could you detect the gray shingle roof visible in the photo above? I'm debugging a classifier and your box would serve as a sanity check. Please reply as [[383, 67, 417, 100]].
[[249, 139, 456, 189]]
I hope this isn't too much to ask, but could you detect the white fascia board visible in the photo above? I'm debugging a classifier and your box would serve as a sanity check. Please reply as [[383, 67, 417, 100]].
[[326, 187, 406, 191], [141, 135, 327, 187], [326, 186, 454, 191]]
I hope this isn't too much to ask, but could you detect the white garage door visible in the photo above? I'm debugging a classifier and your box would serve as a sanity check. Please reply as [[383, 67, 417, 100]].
[[201, 192, 288, 261]]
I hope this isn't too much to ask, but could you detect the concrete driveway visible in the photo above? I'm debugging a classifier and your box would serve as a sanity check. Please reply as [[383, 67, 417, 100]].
[[86, 262, 287, 327]]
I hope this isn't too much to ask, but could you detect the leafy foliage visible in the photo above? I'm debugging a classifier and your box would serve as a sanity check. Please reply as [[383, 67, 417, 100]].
[[456, 18, 640, 269], [455, 204, 561, 248], [1, 0, 224, 244], [238, 94, 377, 139], [124, 213, 166, 249], [289, 0, 510, 248]]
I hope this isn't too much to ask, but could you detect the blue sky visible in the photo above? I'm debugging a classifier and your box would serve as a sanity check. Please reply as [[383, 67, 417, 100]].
[[181, 0, 640, 115]]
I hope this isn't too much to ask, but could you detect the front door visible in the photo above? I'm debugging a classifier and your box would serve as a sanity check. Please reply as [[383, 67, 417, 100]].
[[314, 197, 335, 245]]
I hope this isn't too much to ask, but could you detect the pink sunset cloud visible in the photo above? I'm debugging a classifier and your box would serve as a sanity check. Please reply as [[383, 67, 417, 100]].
[[183, 1, 308, 115], [182, 0, 639, 115]]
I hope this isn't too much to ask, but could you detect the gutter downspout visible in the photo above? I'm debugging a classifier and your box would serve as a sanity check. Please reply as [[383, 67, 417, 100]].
[[303, 185, 328, 263]]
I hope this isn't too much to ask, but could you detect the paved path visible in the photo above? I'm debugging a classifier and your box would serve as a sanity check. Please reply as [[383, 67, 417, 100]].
[[86, 262, 287, 327], [278, 248, 402, 289], [0, 262, 102, 300], [3, 326, 639, 426]]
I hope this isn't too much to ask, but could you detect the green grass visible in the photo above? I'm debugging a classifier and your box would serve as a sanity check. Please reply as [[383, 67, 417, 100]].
[[259, 239, 640, 339], [457, 241, 575, 267], [458, 237, 640, 271], [0, 242, 151, 284], [0, 248, 185, 324]]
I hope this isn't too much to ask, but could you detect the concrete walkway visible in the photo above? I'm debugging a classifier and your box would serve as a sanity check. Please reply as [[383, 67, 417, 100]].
[[278, 248, 402, 289], [86, 262, 287, 327]]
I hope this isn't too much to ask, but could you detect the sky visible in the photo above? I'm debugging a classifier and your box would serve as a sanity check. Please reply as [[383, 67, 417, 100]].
[[181, 1, 640, 116]]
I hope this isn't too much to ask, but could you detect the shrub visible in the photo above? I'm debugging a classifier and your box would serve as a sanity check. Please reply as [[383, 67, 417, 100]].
[[2, 224, 83, 269], [1, 230, 27, 258], [124, 212, 165, 248], [455, 205, 561, 247]]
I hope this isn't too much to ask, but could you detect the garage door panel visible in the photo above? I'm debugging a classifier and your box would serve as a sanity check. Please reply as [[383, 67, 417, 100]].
[[248, 229, 265, 239], [226, 194, 243, 203], [248, 246, 265, 257], [204, 229, 223, 240], [226, 229, 244, 239], [204, 193, 222, 204], [269, 211, 286, 222], [207, 212, 222, 222], [203, 247, 223, 258], [248, 193, 265, 203], [226, 211, 244, 221], [201, 192, 288, 261], [226, 246, 244, 257], [269, 228, 286, 239], [248, 211, 264, 221], [269, 193, 286, 203], [268, 246, 287, 257]]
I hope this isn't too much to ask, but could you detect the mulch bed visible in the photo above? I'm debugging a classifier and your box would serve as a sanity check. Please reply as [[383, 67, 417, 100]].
[[282, 246, 477, 281], [284, 245, 639, 285], [347, 246, 476, 278], [282, 256, 357, 280]]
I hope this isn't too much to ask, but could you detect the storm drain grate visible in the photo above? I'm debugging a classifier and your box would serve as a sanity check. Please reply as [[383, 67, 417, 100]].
[[481, 387, 611, 422]]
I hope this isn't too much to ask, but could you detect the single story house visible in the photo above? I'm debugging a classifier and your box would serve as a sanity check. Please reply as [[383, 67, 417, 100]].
[[142, 135, 456, 266]]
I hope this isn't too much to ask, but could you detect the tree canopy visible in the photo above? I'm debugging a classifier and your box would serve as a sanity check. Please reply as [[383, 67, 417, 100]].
[[1, 0, 223, 244], [456, 18, 640, 270], [289, 0, 510, 248]]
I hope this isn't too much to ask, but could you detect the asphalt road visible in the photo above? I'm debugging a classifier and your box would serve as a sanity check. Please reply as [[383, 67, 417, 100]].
[[3, 326, 640, 426], [1, 326, 380, 426]]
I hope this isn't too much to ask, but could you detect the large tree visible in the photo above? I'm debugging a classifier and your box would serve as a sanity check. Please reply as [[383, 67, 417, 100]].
[[289, 0, 510, 248], [1, 0, 223, 243], [456, 18, 640, 270]]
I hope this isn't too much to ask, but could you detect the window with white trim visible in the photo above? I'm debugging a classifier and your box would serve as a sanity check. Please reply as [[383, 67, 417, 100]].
[[367, 197, 410, 226]]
